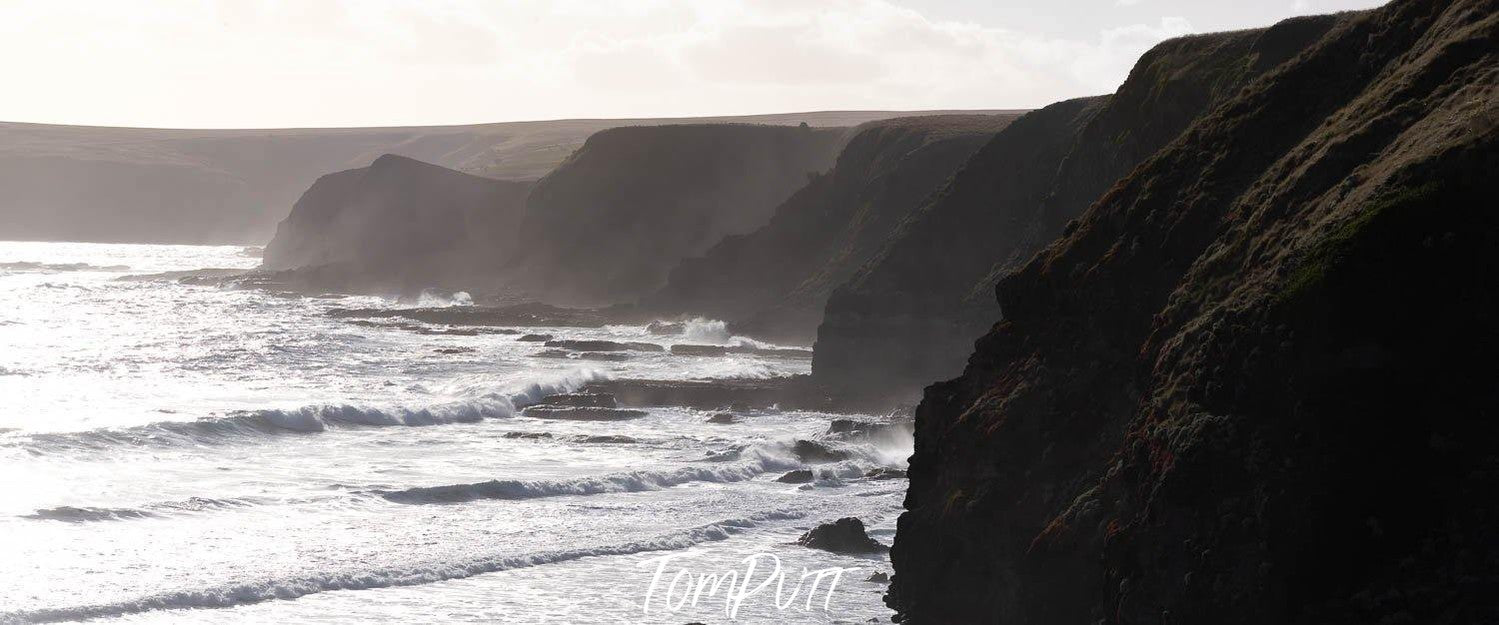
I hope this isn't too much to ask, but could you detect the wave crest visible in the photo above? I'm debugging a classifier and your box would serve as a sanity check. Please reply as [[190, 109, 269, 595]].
[[9, 369, 607, 452]]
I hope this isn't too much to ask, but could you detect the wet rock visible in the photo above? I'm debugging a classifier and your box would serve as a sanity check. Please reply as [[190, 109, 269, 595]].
[[572, 434, 638, 444], [705, 412, 739, 424], [517, 333, 553, 342], [545, 339, 663, 352], [433, 347, 475, 354], [583, 378, 789, 411], [776, 470, 815, 484], [727, 344, 813, 358], [646, 321, 684, 335], [327, 302, 607, 328], [793, 440, 851, 463], [578, 352, 631, 362], [502, 431, 552, 439], [798, 517, 887, 553], [864, 468, 908, 480], [538, 393, 618, 408], [532, 349, 573, 359], [670, 343, 728, 356], [827, 418, 880, 436], [521, 406, 648, 421], [867, 571, 890, 583]]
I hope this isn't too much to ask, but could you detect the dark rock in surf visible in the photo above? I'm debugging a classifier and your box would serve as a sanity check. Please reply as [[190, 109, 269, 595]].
[[863, 468, 907, 480], [327, 303, 607, 328], [517, 333, 553, 342], [646, 321, 685, 335], [777, 470, 815, 484], [502, 431, 552, 440], [544, 339, 663, 352], [793, 440, 850, 463], [706, 412, 739, 424], [520, 406, 648, 421], [671, 343, 728, 356], [577, 352, 631, 362], [727, 344, 814, 358], [572, 435, 638, 444], [538, 393, 618, 408], [798, 518, 887, 553]]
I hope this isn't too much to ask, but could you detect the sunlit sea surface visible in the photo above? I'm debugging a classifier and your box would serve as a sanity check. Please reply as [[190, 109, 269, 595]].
[[0, 241, 906, 624]]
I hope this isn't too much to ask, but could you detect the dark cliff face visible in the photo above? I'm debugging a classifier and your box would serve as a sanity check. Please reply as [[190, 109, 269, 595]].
[[647, 115, 1017, 343], [812, 14, 1342, 403], [890, 2, 1498, 623], [262, 154, 529, 291], [506, 124, 846, 305]]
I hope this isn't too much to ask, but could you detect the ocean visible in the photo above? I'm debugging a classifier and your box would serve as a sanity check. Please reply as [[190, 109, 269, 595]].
[[0, 241, 905, 624]]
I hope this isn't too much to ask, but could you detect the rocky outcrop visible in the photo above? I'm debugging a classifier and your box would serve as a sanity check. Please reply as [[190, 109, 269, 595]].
[[889, 2, 1498, 623], [260, 154, 529, 293], [647, 115, 1017, 343], [813, 13, 1344, 402], [506, 124, 847, 304], [799, 518, 888, 553]]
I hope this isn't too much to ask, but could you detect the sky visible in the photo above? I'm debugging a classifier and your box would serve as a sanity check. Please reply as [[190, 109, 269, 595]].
[[0, 0, 1386, 129]]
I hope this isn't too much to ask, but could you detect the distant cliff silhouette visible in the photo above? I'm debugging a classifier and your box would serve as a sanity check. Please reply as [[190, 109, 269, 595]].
[[0, 111, 962, 245], [503, 124, 847, 304], [645, 115, 1016, 343], [261, 154, 529, 294]]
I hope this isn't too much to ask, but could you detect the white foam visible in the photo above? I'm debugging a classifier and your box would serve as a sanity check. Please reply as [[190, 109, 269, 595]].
[[11, 369, 609, 450], [382, 442, 804, 504], [413, 289, 473, 307], [1, 510, 806, 622], [682, 317, 730, 343]]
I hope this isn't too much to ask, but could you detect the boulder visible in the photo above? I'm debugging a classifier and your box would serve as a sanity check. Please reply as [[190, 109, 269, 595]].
[[793, 440, 851, 463], [797, 518, 887, 553], [776, 470, 815, 484]]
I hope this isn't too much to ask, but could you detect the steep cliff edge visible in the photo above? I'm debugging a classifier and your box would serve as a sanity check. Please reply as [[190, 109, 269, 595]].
[[261, 154, 529, 292], [812, 14, 1341, 402], [890, 2, 1498, 623], [646, 115, 1017, 343], [506, 124, 847, 304]]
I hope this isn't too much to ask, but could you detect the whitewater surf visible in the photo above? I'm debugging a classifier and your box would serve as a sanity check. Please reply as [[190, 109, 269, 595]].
[[0, 241, 905, 623]]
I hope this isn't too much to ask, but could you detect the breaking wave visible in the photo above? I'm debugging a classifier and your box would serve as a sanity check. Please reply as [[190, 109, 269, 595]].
[[24, 497, 263, 523], [2, 510, 806, 623], [0, 261, 130, 273], [377, 440, 881, 504], [9, 369, 606, 452], [682, 317, 731, 343], [413, 289, 473, 307]]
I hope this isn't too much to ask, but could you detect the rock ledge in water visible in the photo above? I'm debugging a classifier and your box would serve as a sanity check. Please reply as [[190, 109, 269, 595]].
[[520, 406, 647, 421]]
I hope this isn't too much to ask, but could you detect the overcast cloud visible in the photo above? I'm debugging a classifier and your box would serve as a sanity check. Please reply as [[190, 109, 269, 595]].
[[0, 0, 1385, 128]]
